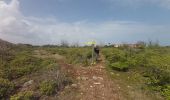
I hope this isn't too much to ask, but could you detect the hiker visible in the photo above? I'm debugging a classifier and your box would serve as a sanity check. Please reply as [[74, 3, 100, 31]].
[[94, 45, 100, 61]]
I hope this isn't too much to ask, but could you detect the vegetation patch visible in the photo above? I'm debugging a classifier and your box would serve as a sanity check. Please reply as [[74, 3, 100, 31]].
[[0, 78, 15, 99], [10, 91, 35, 100], [44, 47, 92, 66], [39, 80, 57, 95], [110, 62, 129, 72], [162, 85, 170, 100], [103, 47, 170, 99]]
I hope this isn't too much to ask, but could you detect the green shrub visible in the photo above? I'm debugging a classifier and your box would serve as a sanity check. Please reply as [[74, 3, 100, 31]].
[[40, 58, 56, 67], [39, 80, 56, 95], [103, 47, 170, 99], [58, 48, 92, 65], [108, 49, 126, 63], [145, 67, 170, 86], [0, 78, 15, 98], [126, 57, 138, 67], [162, 85, 170, 100], [10, 54, 42, 68], [110, 62, 129, 72], [6, 53, 43, 79], [10, 91, 34, 100]]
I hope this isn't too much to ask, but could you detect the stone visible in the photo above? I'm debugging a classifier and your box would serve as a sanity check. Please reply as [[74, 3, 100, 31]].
[[77, 76, 81, 80], [92, 76, 98, 80], [23, 80, 34, 87], [81, 77, 88, 80], [100, 66, 105, 69], [71, 84, 78, 88], [94, 82, 101, 85], [127, 85, 131, 88], [98, 77, 103, 80]]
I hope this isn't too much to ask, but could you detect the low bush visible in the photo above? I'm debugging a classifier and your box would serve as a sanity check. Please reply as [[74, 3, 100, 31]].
[[10, 91, 35, 100], [107, 49, 126, 63], [162, 85, 170, 100], [103, 47, 170, 99], [39, 80, 57, 95], [5, 51, 44, 79], [110, 62, 129, 72], [0, 78, 15, 99], [144, 67, 170, 86], [46, 47, 92, 66], [103, 48, 130, 71]]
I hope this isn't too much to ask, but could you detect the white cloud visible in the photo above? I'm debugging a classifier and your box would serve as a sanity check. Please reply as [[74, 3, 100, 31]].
[[0, 0, 170, 45]]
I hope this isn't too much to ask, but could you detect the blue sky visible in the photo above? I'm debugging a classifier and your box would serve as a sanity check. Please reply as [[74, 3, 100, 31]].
[[1, 0, 170, 45], [19, 0, 170, 23]]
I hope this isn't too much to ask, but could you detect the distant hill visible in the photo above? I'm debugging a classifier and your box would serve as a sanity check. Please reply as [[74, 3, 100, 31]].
[[0, 39, 15, 50]]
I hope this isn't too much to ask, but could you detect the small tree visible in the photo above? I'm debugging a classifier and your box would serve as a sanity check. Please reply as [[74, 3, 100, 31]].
[[148, 40, 160, 48], [60, 40, 69, 47]]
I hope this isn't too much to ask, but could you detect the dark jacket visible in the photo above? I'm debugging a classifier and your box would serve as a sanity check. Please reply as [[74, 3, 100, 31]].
[[94, 46, 99, 54]]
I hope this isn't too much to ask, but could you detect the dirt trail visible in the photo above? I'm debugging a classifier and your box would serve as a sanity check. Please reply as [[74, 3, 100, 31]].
[[33, 50, 162, 100], [74, 57, 123, 100], [33, 50, 123, 100]]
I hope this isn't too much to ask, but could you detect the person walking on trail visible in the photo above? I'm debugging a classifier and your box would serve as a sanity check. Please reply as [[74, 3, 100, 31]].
[[94, 45, 100, 61]]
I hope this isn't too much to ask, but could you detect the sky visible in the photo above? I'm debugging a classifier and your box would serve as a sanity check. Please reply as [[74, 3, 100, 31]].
[[0, 0, 170, 45]]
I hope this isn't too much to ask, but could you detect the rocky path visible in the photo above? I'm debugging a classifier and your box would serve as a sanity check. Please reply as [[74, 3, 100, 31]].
[[74, 59, 123, 100]]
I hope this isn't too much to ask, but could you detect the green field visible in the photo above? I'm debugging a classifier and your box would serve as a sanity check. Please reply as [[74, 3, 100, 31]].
[[0, 42, 170, 100]]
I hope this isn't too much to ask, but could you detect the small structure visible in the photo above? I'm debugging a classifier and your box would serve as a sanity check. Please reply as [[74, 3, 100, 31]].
[[112, 42, 146, 48]]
